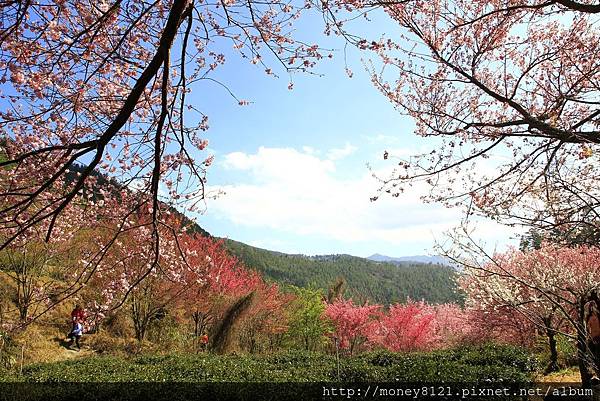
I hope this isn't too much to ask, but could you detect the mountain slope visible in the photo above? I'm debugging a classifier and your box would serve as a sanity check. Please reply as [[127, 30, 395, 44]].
[[223, 239, 462, 305]]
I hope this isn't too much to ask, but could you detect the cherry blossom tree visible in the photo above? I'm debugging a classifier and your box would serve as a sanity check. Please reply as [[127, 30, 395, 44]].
[[326, 297, 476, 353], [175, 235, 256, 347], [428, 302, 471, 349], [162, 234, 290, 352], [369, 300, 435, 352], [324, 298, 382, 355], [460, 307, 538, 349], [454, 238, 600, 383], [459, 249, 568, 358], [0, 202, 95, 324], [174, 235, 224, 343], [322, 0, 600, 239], [83, 214, 204, 341], [0, 0, 327, 315]]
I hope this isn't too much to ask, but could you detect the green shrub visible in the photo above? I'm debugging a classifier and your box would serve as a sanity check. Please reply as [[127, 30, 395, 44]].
[[556, 334, 578, 367], [15, 344, 536, 384], [345, 344, 537, 383]]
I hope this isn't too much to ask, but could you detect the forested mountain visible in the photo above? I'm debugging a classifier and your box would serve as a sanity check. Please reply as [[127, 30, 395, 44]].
[[223, 239, 462, 305]]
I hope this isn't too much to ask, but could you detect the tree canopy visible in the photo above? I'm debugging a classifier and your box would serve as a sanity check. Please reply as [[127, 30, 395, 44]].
[[323, 0, 600, 238]]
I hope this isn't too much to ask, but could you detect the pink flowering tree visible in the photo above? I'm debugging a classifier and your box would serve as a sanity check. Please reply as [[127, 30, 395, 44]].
[[428, 303, 471, 349], [322, 0, 600, 237], [190, 238, 291, 353], [83, 213, 205, 341], [324, 298, 382, 355], [0, 0, 327, 317], [369, 300, 436, 352], [460, 308, 538, 349], [0, 201, 96, 325], [176, 235, 260, 344], [366, 301, 471, 352], [166, 234, 290, 352], [455, 239, 600, 382]]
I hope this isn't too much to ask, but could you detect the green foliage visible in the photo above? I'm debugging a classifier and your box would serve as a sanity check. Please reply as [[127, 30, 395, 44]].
[[520, 226, 600, 249], [556, 334, 578, 367], [224, 239, 462, 305], [342, 344, 538, 383], [519, 229, 544, 251], [535, 334, 578, 370], [284, 287, 331, 351], [15, 344, 535, 383]]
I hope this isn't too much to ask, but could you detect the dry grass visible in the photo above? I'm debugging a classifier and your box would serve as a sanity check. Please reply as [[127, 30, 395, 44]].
[[11, 325, 69, 365], [538, 367, 581, 383]]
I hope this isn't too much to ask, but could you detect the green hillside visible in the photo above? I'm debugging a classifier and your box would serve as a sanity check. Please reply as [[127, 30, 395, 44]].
[[223, 239, 462, 305]]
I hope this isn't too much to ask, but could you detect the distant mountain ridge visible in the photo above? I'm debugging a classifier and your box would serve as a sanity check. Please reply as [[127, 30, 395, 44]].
[[223, 239, 463, 305], [368, 253, 453, 266]]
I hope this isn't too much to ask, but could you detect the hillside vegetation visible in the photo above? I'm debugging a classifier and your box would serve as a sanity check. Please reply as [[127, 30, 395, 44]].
[[223, 239, 462, 305]]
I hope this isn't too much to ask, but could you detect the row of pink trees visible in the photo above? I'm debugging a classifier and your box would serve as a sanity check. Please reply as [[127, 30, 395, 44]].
[[325, 297, 543, 357], [0, 180, 290, 351], [324, 299, 472, 355], [326, 241, 600, 385], [81, 224, 290, 350]]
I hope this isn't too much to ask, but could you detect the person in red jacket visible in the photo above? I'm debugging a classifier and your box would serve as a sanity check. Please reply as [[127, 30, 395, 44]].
[[65, 304, 86, 347], [71, 304, 85, 323]]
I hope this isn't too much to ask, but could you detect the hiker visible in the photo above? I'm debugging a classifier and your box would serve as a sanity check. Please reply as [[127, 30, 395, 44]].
[[66, 319, 84, 351], [199, 333, 209, 351]]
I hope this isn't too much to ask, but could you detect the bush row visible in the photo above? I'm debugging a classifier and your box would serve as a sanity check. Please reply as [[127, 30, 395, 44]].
[[13, 343, 536, 383]]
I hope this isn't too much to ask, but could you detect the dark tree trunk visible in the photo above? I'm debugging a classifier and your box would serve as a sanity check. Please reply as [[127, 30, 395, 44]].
[[544, 328, 559, 374], [132, 297, 150, 342], [578, 296, 594, 387]]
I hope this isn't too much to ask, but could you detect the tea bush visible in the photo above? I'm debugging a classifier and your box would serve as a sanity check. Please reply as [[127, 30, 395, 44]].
[[16, 344, 536, 383]]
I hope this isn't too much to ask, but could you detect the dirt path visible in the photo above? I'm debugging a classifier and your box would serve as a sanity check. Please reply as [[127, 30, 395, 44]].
[[51, 336, 96, 362], [55, 346, 95, 360]]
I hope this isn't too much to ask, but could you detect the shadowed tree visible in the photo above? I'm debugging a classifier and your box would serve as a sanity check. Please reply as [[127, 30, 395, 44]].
[[210, 291, 255, 354]]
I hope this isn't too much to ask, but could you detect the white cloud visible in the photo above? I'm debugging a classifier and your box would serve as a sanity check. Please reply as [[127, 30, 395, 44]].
[[327, 143, 357, 161], [302, 146, 318, 155], [208, 146, 514, 248], [223, 146, 334, 175]]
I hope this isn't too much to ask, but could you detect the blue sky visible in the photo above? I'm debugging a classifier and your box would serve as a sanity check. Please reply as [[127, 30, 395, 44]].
[[185, 10, 521, 257]]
